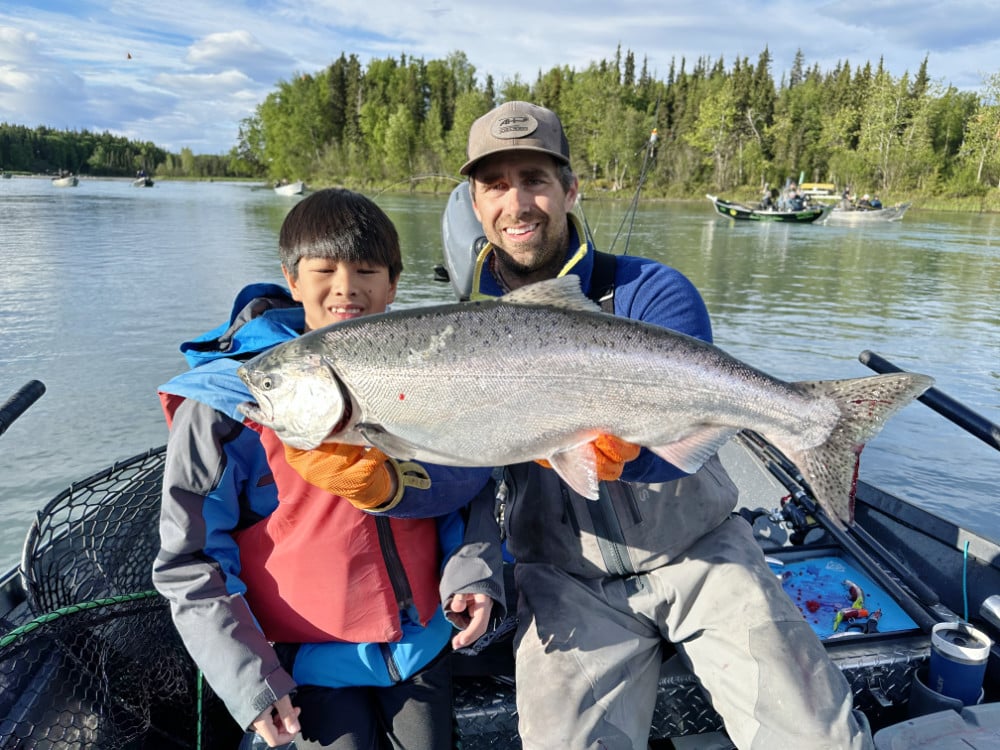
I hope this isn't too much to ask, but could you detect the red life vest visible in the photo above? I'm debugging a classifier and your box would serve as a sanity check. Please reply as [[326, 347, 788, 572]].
[[233, 426, 442, 644]]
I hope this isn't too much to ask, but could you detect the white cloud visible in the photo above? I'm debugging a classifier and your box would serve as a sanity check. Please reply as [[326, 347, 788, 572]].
[[186, 30, 296, 84]]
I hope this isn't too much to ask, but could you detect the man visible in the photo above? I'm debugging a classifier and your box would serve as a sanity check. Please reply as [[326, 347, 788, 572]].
[[458, 101, 872, 750]]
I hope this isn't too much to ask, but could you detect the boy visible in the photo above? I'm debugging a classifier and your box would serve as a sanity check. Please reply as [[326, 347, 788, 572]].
[[153, 188, 503, 749]]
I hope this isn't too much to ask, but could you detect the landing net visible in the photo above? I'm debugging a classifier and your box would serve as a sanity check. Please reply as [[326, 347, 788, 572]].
[[0, 447, 238, 749]]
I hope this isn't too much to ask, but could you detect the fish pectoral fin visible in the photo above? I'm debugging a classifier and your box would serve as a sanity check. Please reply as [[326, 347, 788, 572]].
[[547, 444, 601, 500], [649, 427, 737, 474], [356, 425, 420, 460], [357, 424, 470, 466]]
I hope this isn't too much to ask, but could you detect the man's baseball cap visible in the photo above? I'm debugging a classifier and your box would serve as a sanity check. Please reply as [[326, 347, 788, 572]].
[[460, 101, 571, 176]]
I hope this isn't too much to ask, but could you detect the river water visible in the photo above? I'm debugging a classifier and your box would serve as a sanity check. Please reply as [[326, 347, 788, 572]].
[[1, 176, 997, 571]]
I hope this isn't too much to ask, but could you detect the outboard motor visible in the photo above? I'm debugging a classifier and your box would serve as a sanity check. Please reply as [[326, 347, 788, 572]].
[[440, 183, 487, 301]]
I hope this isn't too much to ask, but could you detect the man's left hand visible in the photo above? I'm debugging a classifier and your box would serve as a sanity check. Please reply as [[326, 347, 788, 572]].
[[592, 434, 641, 481], [535, 434, 641, 481]]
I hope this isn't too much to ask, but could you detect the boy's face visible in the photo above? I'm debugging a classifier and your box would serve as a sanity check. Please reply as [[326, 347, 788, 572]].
[[284, 258, 397, 332]]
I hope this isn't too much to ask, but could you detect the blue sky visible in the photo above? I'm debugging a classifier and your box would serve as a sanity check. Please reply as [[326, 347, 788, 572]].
[[1, 0, 997, 155]]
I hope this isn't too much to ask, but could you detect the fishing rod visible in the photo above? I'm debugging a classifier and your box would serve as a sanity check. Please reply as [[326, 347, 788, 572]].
[[606, 100, 662, 256], [369, 173, 462, 200], [574, 95, 663, 257], [859, 350, 1000, 452]]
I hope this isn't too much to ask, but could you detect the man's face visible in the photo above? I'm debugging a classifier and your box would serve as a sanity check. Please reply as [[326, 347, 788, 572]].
[[470, 151, 578, 287], [283, 258, 397, 332]]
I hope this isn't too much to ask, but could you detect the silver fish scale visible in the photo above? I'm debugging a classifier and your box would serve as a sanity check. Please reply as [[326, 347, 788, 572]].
[[240, 275, 932, 520], [312, 300, 830, 466]]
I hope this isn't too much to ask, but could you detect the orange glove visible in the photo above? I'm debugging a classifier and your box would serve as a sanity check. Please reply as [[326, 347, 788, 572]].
[[284, 443, 394, 510], [536, 434, 641, 482], [284, 443, 432, 511]]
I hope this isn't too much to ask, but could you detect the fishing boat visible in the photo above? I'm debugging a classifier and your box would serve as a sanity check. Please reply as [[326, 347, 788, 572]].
[[799, 182, 838, 201], [2, 343, 998, 750], [706, 194, 828, 223], [274, 180, 304, 196], [824, 202, 912, 224], [133, 176, 154, 188], [51, 174, 79, 188]]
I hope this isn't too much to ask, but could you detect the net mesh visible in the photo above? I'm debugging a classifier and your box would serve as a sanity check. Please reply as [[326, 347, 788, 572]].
[[0, 448, 240, 749]]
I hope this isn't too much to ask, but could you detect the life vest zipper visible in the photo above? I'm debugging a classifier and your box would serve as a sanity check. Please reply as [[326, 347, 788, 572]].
[[379, 642, 402, 682], [374, 516, 419, 624]]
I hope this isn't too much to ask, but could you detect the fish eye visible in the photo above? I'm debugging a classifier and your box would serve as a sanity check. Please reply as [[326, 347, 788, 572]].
[[261, 376, 274, 391]]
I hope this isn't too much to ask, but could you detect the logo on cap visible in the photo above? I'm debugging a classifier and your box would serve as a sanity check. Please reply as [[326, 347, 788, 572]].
[[492, 114, 538, 140]]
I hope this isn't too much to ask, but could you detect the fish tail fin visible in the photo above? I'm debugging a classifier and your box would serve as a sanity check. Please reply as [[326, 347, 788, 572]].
[[782, 373, 934, 525]]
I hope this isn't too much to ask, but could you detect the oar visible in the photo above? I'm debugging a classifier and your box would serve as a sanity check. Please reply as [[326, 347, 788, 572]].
[[859, 350, 1000, 452], [0, 380, 46, 439]]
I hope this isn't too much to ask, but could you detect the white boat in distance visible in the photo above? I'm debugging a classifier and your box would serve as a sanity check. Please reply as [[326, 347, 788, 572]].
[[274, 180, 304, 196], [824, 202, 912, 224], [51, 175, 79, 187]]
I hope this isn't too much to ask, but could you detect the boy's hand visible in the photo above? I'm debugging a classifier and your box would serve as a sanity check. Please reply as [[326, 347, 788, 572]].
[[447, 593, 494, 649], [250, 695, 300, 746], [535, 434, 640, 482], [284, 443, 394, 509]]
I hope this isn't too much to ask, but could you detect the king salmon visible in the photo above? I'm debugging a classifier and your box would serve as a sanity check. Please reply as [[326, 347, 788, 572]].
[[237, 276, 933, 525]]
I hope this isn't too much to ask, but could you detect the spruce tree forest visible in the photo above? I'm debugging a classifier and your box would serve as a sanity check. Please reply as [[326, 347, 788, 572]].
[[2, 47, 998, 207]]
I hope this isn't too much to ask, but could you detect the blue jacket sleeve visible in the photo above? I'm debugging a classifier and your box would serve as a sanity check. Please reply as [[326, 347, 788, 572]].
[[373, 463, 495, 519]]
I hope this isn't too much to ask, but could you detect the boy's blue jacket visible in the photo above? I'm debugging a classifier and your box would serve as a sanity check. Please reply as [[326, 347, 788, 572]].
[[152, 283, 502, 730]]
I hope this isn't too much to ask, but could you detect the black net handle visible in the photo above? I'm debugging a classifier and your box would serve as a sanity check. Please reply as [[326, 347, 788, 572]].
[[0, 380, 45, 438]]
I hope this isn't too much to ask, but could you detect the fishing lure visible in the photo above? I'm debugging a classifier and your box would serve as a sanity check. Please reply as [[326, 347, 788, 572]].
[[833, 607, 870, 632], [843, 579, 865, 608], [833, 579, 869, 632]]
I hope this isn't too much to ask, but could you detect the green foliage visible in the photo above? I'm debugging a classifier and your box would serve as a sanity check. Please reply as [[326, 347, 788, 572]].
[[0, 124, 169, 176], [5, 48, 997, 199]]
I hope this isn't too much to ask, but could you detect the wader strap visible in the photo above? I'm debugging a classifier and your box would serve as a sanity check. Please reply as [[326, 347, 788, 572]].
[[589, 251, 617, 313], [590, 481, 635, 578]]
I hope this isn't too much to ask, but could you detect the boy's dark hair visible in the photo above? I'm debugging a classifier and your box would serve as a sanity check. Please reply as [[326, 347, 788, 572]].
[[279, 188, 403, 282]]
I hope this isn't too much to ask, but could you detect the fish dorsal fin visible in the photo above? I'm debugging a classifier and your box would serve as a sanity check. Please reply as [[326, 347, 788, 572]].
[[501, 276, 602, 313]]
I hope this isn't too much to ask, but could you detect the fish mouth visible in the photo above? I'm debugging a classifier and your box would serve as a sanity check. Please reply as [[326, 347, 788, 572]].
[[238, 399, 319, 449], [237, 399, 272, 426]]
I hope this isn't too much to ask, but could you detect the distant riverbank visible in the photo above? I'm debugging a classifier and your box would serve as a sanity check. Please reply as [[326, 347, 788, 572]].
[[7, 170, 998, 213]]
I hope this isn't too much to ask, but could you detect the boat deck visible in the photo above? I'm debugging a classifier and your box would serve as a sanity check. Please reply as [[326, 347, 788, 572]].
[[1, 427, 997, 748]]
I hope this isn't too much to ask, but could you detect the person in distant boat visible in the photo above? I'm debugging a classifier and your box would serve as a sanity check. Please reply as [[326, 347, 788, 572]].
[[153, 189, 503, 749], [789, 190, 806, 211], [760, 187, 774, 210], [870, 196, 883, 209], [857, 194, 873, 209], [290, 102, 876, 749]]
